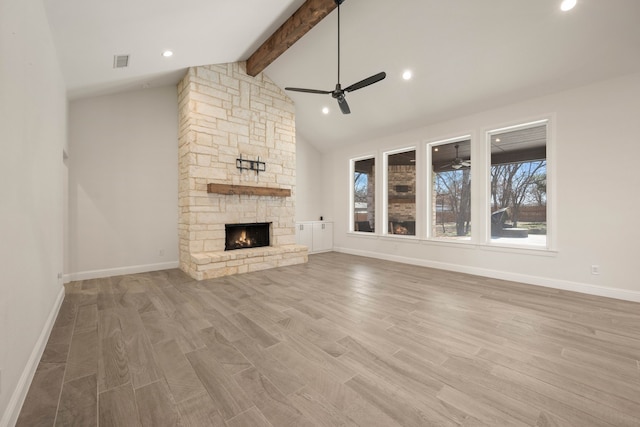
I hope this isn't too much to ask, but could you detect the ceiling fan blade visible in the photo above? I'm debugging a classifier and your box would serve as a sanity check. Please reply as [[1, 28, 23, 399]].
[[461, 160, 471, 167], [344, 72, 386, 92], [284, 87, 332, 95], [337, 95, 351, 114]]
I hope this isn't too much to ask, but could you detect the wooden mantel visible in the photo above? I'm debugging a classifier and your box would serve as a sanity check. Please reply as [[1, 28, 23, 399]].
[[207, 183, 291, 197]]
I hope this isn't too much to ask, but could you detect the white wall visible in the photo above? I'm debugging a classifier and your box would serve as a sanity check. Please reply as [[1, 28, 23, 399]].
[[295, 133, 325, 222], [327, 72, 640, 301], [68, 86, 179, 280], [0, 0, 67, 424]]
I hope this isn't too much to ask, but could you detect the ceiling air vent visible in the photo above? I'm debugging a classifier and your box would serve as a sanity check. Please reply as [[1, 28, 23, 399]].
[[113, 54, 130, 69]]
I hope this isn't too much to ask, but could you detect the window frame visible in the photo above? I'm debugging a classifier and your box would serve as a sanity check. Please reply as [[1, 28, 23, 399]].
[[485, 118, 554, 251], [349, 154, 377, 234], [426, 135, 473, 243], [383, 146, 418, 237]]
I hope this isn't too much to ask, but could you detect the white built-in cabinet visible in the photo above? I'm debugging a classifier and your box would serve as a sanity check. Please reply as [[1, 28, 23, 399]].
[[296, 222, 313, 249], [295, 221, 333, 253]]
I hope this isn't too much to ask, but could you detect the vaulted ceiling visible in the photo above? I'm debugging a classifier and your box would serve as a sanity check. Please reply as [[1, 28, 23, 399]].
[[44, 0, 640, 151]]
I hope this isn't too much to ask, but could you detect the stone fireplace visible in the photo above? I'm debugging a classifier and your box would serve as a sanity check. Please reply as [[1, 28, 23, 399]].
[[178, 62, 308, 280]]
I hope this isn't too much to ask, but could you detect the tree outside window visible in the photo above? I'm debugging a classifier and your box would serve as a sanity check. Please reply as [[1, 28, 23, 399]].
[[431, 139, 471, 240], [489, 122, 547, 247], [353, 158, 375, 232]]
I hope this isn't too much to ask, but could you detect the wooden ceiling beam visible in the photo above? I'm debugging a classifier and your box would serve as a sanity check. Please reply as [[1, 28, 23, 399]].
[[246, 0, 337, 77]]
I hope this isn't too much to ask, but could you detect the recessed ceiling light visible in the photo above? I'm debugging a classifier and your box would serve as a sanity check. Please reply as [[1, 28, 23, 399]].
[[560, 0, 577, 11], [496, 138, 501, 142], [402, 70, 412, 80], [322, 107, 330, 115], [434, 148, 439, 152], [162, 50, 174, 58]]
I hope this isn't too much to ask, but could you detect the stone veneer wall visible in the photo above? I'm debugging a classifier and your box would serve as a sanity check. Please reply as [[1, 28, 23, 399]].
[[388, 164, 416, 222], [366, 163, 375, 227], [178, 62, 307, 280]]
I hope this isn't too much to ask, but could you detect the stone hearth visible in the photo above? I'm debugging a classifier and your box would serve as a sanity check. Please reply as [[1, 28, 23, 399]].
[[178, 62, 307, 280]]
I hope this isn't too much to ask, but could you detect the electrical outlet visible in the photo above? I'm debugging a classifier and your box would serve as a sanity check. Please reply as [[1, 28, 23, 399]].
[[591, 265, 600, 275]]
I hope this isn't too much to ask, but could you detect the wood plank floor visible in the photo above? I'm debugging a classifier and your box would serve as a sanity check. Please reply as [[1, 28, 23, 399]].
[[17, 252, 640, 426]]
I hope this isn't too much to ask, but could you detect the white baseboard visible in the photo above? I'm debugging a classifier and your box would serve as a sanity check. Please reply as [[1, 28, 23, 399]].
[[67, 261, 180, 282], [333, 246, 640, 303], [1, 286, 65, 427]]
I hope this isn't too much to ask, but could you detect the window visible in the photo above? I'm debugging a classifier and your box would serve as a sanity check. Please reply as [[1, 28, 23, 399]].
[[348, 119, 551, 251], [385, 149, 416, 236], [352, 157, 375, 233], [429, 138, 472, 241], [489, 120, 548, 248]]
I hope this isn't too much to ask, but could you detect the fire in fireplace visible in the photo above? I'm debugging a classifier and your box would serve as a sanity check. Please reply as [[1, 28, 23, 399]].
[[225, 222, 271, 251]]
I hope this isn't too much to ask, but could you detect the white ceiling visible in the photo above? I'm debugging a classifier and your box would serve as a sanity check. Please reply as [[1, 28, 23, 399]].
[[43, 0, 306, 98], [44, 0, 640, 151]]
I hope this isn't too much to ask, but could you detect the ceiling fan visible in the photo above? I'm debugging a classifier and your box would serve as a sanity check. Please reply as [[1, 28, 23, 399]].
[[441, 144, 471, 170], [284, 0, 386, 114]]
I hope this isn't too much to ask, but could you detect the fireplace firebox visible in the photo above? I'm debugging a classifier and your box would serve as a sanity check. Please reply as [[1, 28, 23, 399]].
[[225, 222, 271, 251]]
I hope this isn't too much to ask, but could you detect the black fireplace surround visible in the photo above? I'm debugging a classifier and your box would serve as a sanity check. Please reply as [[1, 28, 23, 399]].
[[225, 222, 270, 251]]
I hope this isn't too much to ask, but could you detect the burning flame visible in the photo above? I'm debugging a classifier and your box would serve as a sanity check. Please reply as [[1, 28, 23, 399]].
[[235, 230, 252, 247]]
